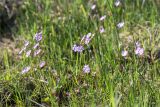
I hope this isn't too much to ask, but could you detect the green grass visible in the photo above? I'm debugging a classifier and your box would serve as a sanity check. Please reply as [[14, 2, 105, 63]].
[[0, 0, 160, 106]]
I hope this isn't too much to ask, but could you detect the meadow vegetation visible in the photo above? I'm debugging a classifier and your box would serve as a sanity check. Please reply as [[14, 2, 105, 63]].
[[0, 0, 160, 106]]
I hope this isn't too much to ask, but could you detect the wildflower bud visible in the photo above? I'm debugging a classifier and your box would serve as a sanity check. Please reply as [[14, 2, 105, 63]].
[[72, 44, 84, 53], [135, 47, 144, 56], [33, 43, 39, 49]]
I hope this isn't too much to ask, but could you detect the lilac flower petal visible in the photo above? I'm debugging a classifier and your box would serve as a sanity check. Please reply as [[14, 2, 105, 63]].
[[24, 40, 30, 47], [39, 61, 46, 68], [26, 50, 31, 57], [21, 66, 31, 74], [34, 49, 41, 56], [114, 0, 121, 7], [72, 44, 84, 53], [33, 43, 39, 49], [84, 37, 91, 45], [72, 44, 78, 52], [81, 33, 93, 45], [121, 50, 128, 57], [91, 4, 96, 10], [99, 26, 105, 33], [139, 48, 144, 55], [77, 45, 84, 52], [135, 47, 144, 56], [100, 15, 106, 21], [83, 65, 90, 73], [117, 22, 124, 28], [34, 32, 42, 42]]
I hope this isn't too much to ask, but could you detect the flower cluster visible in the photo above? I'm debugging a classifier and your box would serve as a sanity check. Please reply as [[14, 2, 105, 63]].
[[121, 42, 144, 58], [72, 2, 125, 73], [72, 32, 94, 53], [72, 44, 84, 53], [113, 1, 145, 58], [19, 32, 46, 74]]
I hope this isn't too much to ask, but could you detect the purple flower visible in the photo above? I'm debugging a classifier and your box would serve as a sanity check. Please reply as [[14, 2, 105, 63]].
[[100, 15, 106, 21], [26, 50, 31, 57], [34, 32, 42, 42], [121, 50, 128, 57], [72, 44, 77, 51], [135, 47, 144, 56], [114, 0, 121, 7], [39, 61, 46, 68], [24, 40, 30, 47], [83, 65, 90, 73], [72, 44, 84, 53], [34, 49, 41, 56], [117, 22, 124, 28], [81, 33, 94, 45], [91, 4, 96, 10], [84, 33, 91, 44], [21, 66, 31, 74], [33, 43, 39, 49], [99, 26, 105, 33]]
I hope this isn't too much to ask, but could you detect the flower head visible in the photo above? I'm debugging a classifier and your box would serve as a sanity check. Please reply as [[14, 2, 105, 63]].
[[72, 44, 84, 53], [34, 32, 42, 42], [39, 61, 46, 68], [24, 40, 30, 47], [34, 49, 42, 56], [33, 43, 39, 49], [91, 4, 96, 10], [81, 33, 94, 45], [117, 22, 124, 29], [100, 15, 106, 21], [121, 50, 128, 57], [21, 66, 31, 74], [135, 47, 144, 56], [26, 50, 31, 57], [114, 0, 121, 7], [99, 26, 105, 33], [83, 65, 90, 73]]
